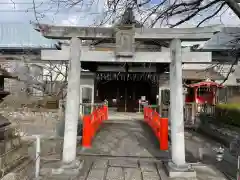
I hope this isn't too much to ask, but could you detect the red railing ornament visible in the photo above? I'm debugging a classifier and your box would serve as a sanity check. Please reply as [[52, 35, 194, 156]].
[[143, 107, 169, 150], [82, 105, 108, 148]]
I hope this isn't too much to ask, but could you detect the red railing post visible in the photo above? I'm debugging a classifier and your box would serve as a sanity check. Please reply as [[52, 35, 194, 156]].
[[147, 107, 149, 120], [152, 112, 158, 133], [82, 115, 92, 148], [101, 106, 105, 121], [149, 108, 153, 127], [155, 113, 161, 143], [104, 105, 108, 120], [145, 107, 149, 123], [99, 107, 102, 124], [92, 110, 97, 137], [99, 107, 103, 123], [148, 108, 151, 122], [160, 118, 168, 150], [95, 109, 100, 133]]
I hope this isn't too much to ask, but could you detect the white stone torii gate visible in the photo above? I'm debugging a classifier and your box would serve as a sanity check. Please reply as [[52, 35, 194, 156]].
[[35, 24, 221, 176]]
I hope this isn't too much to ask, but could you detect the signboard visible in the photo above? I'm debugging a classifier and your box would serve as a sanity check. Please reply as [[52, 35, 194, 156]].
[[139, 99, 148, 105], [141, 96, 146, 101]]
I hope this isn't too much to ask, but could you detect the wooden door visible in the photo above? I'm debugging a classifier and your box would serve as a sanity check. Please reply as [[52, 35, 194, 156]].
[[117, 83, 126, 112], [126, 82, 136, 112]]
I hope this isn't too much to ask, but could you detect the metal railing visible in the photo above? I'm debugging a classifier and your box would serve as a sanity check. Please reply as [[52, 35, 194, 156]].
[[59, 99, 107, 117], [184, 103, 196, 126], [80, 102, 107, 116], [197, 104, 216, 115], [156, 103, 216, 127], [22, 135, 82, 179], [184, 103, 216, 127]]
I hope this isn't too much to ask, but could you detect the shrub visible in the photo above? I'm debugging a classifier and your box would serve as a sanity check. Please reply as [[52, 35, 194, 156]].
[[216, 103, 240, 110], [214, 103, 240, 127]]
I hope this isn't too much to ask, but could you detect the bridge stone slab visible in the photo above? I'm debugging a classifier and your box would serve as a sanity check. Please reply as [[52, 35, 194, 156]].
[[106, 167, 124, 180], [92, 159, 108, 169], [109, 159, 138, 168], [140, 161, 158, 172], [87, 169, 106, 180], [124, 168, 142, 180], [142, 171, 160, 180]]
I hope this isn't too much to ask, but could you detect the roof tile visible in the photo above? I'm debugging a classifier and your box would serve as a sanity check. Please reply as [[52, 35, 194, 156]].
[[0, 23, 58, 49]]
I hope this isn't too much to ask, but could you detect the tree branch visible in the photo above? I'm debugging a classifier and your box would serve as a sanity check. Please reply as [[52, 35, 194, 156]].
[[197, 2, 226, 27], [225, 0, 240, 19]]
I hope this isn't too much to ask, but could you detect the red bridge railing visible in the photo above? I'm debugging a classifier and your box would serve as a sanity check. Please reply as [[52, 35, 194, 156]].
[[143, 106, 168, 150], [82, 105, 108, 148]]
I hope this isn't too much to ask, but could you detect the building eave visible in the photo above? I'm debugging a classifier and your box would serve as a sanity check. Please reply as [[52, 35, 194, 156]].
[[198, 27, 240, 51]]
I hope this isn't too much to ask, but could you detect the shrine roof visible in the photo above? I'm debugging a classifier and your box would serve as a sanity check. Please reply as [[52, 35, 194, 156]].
[[0, 23, 59, 49], [187, 81, 223, 88], [182, 69, 224, 80]]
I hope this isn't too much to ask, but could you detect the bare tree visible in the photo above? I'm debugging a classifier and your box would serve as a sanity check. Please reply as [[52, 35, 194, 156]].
[[21, 62, 68, 97], [5, 0, 240, 87], [2, 57, 68, 98], [24, 0, 240, 27]]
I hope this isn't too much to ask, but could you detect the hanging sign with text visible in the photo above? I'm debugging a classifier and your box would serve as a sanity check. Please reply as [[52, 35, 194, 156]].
[[96, 72, 167, 82]]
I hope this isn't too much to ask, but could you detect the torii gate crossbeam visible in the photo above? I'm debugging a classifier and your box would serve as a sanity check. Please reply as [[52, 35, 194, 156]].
[[35, 24, 221, 41]]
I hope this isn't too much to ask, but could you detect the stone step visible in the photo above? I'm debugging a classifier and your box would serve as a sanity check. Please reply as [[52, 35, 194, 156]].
[[1, 157, 35, 180], [0, 141, 32, 169], [0, 136, 21, 155], [0, 156, 27, 178]]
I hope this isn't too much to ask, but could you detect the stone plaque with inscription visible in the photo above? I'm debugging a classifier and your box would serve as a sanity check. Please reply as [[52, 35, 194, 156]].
[[115, 26, 135, 57]]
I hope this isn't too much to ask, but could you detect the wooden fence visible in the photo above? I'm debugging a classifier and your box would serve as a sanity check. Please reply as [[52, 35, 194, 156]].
[[159, 103, 216, 127]]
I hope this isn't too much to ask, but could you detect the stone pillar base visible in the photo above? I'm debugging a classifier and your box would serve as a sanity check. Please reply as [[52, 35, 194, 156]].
[[80, 146, 92, 152], [164, 161, 196, 178], [40, 159, 84, 178]]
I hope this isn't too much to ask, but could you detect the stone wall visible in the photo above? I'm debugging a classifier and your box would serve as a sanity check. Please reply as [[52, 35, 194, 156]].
[[0, 107, 62, 136], [0, 61, 28, 95], [4, 78, 27, 94]]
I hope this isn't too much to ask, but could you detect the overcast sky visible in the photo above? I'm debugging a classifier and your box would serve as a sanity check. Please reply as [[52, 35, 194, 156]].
[[0, 0, 106, 25], [0, 0, 240, 27]]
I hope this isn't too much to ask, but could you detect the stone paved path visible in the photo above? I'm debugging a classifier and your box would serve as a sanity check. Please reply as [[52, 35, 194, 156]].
[[77, 157, 164, 180], [108, 112, 143, 121], [40, 119, 229, 180], [78, 121, 169, 159], [76, 156, 228, 180]]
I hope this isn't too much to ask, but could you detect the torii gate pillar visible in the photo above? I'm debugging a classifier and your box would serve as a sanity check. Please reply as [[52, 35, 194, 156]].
[[170, 39, 186, 165], [62, 37, 81, 164], [168, 39, 196, 177]]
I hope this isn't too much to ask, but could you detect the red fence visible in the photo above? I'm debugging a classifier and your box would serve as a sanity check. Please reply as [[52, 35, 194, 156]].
[[143, 106, 168, 150], [82, 105, 108, 148]]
